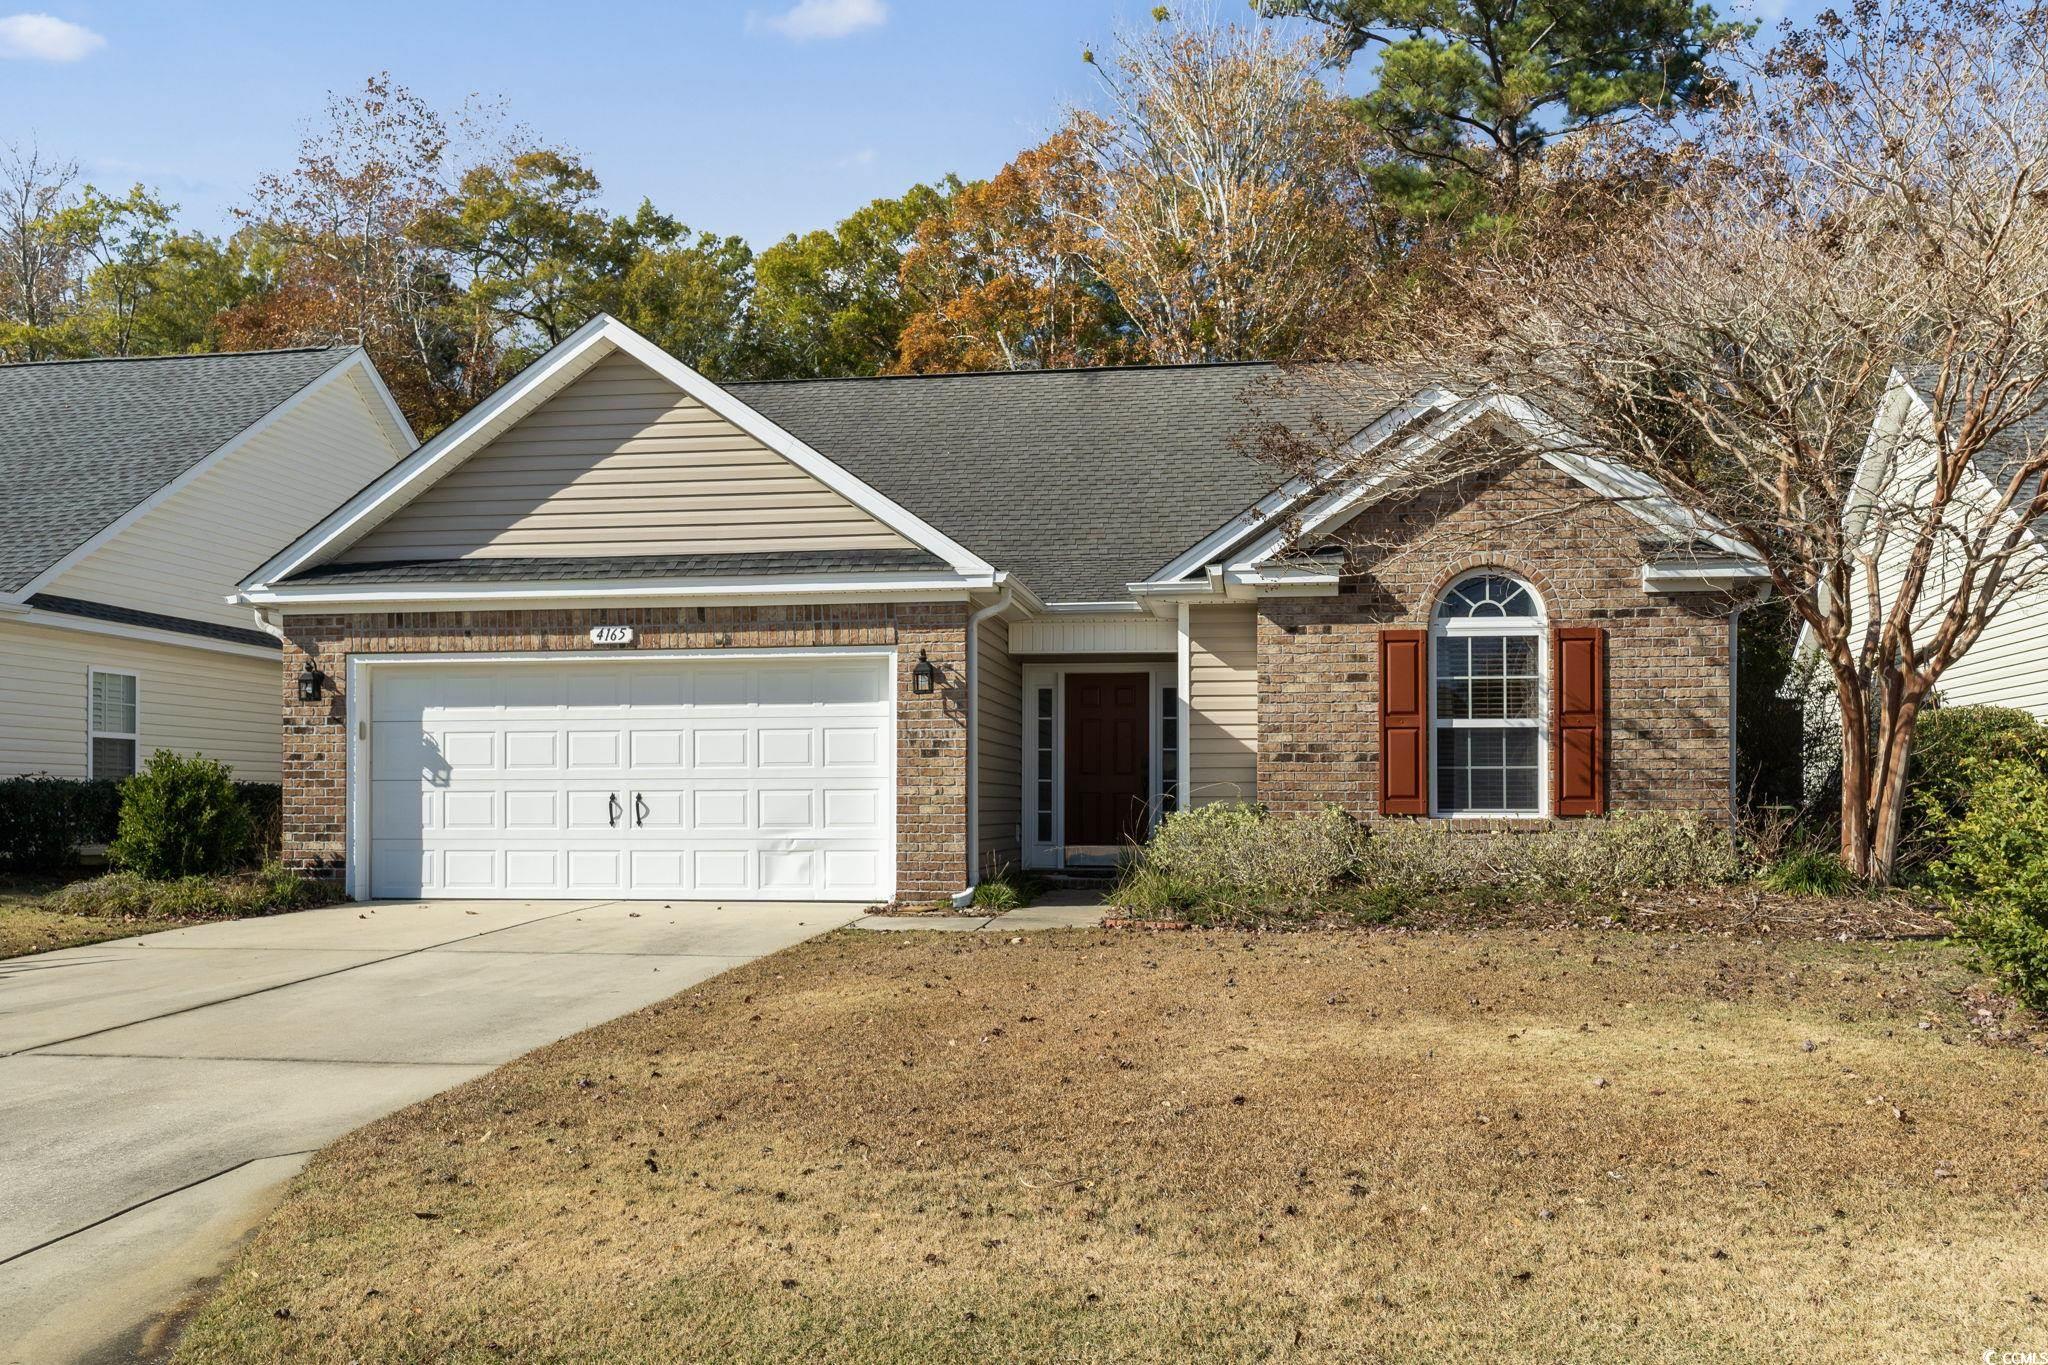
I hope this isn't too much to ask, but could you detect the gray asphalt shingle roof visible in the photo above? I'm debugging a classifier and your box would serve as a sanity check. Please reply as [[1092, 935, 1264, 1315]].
[[0, 347, 354, 594], [732, 362, 1409, 603]]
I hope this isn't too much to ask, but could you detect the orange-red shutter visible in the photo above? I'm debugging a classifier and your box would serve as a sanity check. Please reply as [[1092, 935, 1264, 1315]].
[[1553, 626, 1607, 817], [1379, 628, 1430, 816]]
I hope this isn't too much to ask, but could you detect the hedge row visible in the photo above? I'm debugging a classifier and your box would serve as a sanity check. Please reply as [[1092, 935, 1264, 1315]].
[[0, 774, 281, 871]]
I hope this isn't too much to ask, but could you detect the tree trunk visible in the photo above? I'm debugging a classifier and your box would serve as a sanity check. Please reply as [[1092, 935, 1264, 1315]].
[[1834, 670, 1875, 880], [1866, 691, 1927, 885]]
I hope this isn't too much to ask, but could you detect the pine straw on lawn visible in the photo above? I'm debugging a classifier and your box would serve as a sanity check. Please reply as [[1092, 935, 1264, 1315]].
[[174, 927, 2047, 1364]]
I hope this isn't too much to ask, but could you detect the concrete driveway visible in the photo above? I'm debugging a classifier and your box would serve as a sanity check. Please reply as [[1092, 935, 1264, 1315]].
[[0, 897, 858, 1363]]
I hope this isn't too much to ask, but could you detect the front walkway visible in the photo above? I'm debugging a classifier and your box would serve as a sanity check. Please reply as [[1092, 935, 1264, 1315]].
[[0, 897, 860, 1363]]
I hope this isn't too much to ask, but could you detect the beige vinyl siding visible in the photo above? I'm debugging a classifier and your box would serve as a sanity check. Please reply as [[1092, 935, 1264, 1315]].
[[0, 618, 282, 781], [1855, 410, 2048, 720], [1187, 605, 1258, 805], [338, 353, 912, 563], [46, 371, 405, 631], [977, 616, 1023, 875]]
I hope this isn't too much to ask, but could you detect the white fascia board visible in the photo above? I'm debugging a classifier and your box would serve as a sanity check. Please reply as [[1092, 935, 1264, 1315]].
[[1040, 600, 1147, 614], [241, 314, 623, 591], [6, 602, 282, 661], [1640, 561, 1773, 594], [1222, 564, 1339, 598], [241, 571, 994, 612], [1137, 387, 1464, 590], [8, 353, 394, 607]]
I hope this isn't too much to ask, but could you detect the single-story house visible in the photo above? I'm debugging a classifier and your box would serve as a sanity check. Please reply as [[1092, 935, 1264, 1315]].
[[238, 315, 1768, 905], [1, 348, 413, 784]]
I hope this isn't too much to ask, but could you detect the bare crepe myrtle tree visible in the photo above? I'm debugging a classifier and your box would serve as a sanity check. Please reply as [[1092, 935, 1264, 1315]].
[[1254, 0, 2048, 881]]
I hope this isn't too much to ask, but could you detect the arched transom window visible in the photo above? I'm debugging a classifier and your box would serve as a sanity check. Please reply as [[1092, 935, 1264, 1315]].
[[1432, 572, 1546, 814]]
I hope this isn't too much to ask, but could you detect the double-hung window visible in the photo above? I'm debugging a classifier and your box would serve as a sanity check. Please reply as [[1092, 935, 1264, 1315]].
[[89, 669, 140, 780], [1432, 573, 1544, 815]]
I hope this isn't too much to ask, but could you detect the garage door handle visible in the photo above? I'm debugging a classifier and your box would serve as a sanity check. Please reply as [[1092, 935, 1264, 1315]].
[[608, 793, 622, 828], [633, 793, 648, 827]]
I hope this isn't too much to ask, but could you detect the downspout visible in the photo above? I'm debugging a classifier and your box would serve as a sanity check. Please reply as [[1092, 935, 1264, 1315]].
[[951, 582, 1016, 908]]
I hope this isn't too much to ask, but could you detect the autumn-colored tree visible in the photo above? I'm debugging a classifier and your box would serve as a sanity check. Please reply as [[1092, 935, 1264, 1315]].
[[1050, 19, 1384, 364], [230, 74, 506, 432], [0, 144, 84, 360], [895, 131, 1129, 372]]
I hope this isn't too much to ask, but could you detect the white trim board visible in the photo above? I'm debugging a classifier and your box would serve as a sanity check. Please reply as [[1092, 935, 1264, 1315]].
[[242, 315, 996, 595], [8, 350, 412, 607], [243, 572, 992, 612]]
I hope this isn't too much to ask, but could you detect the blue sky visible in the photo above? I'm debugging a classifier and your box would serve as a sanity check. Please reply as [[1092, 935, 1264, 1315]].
[[0, 0, 1813, 248]]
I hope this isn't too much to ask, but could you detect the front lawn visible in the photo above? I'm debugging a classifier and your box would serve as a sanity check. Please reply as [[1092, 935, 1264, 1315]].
[[0, 873, 192, 958], [174, 926, 2045, 1363], [0, 868, 344, 960]]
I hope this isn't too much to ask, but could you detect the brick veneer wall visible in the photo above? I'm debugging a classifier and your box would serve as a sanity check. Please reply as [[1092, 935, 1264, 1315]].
[[1257, 455, 1737, 820], [277, 601, 969, 903]]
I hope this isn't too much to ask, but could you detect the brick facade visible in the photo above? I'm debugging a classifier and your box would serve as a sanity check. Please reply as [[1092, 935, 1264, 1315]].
[[1257, 455, 1736, 821], [277, 601, 969, 904]]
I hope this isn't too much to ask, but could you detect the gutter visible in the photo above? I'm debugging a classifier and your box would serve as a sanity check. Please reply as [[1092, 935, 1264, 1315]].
[[952, 581, 1017, 909]]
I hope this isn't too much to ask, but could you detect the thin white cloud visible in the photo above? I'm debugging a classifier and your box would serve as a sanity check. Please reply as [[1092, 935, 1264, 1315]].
[[835, 147, 878, 169], [750, 0, 887, 41], [0, 13, 105, 61]]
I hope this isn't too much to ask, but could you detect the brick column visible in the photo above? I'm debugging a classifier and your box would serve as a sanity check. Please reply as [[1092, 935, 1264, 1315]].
[[892, 601, 971, 903]]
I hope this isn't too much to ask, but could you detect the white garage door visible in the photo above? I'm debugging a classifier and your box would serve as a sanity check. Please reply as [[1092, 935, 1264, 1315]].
[[363, 653, 894, 901]]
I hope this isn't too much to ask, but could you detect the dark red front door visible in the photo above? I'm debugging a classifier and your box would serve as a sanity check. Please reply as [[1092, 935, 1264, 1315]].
[[1064, 673, 1148, 846]]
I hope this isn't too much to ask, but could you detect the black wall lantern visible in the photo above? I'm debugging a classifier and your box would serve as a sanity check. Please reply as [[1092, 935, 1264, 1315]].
[[296, 661, 325, 702], [910, 649, 938, 695]]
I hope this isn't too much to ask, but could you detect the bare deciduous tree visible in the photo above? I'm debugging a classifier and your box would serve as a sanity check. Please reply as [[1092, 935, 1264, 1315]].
[[1263, 0, 2048, 880], [1050, 17, 1386, 363], [0, 143, 82, 360]]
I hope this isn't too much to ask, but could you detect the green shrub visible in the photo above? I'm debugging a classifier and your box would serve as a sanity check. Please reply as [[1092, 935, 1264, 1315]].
[[1926, 758, 2048, 1009], [108, 752, 254, 880], [0, 776, 122, 869], [971, 866, 1043, 911], [1762, 848, 1857, 896], [1904, 706, 2048, 874], [43, 863, 342, 921]]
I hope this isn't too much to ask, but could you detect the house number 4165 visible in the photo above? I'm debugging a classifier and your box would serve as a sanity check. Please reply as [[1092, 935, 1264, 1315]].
[[589, 625, 633, 646]]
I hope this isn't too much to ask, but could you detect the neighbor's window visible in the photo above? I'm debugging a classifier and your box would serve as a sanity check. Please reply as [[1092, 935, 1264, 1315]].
[[1432, 573, 1544, 815], [89, 669, 139, 780]]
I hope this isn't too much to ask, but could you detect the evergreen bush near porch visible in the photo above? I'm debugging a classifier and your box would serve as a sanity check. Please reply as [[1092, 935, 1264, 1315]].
[[109, 751, 254, 880]]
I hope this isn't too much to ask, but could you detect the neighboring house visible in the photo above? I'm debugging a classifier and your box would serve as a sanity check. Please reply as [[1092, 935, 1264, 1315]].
[[0, 349, 415, 786], [239, 315, 1767, 906], [1832, 372, 2048, 719]]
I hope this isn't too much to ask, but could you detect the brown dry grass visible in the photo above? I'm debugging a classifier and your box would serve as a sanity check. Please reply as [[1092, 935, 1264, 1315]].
[[0, 873, 186, 958], [174, 927, 2046, 1363]]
